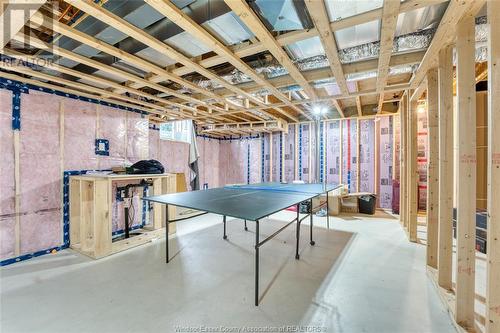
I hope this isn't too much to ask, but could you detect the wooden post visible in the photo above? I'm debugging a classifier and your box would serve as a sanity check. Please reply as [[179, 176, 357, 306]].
[[406, 93, 412, 231], [426, 68, 439, 268], [455, 16, 476, 329], [408, 98, 418, 242], [400, 93, 408, 228], [437, 45, 454, 290], [486, 1, 500, 331]]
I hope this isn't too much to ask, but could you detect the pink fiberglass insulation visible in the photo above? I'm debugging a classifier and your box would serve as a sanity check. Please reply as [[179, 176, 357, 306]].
[[126, 113, 149, 164], [149, 129, 160, 161], [207, 139, 220, 187], [350, 120, 358, 191], [393, 115, 401, 181], [218, 141, 229, 186], [417, 111, 428, 210], [272, 133, 280, 182], [219, 140, 246, 185], [0, 90, 15, 259], [283, 125, 295, 182], [310, 122, 317, 183], [98, 105, 127, 169], [326, 121, 341, 185], [195, 137, 206, 187], [158, 139, 190, 189], [197, 137, 220, 188], [63, 99, 98, 171], [263, 135, 270, 182], [378, 116, 393, 209], [249, 138, 261, 184], [234, 140, 248, 184], [300, 124, 310, 182], [19, 91, 61, 254], [341, 120, 349, 189], [0, 90, 14, 215], [359, 119, 375, 194]]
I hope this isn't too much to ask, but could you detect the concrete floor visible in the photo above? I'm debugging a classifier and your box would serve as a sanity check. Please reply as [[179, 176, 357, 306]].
[[0, 211, 457, 333]]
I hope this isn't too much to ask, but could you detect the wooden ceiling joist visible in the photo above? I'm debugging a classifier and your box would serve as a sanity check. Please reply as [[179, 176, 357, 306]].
[[207, 51, 424, 100], [304, 0, 349, 96], [0, 70, 177, 119], [29, 12, 225, 108], [64, 0, 282, 121], [225, 0, 317, 101], [144, 0, 308, 121], [409, 0, 484, 90], [376, 0, 401, 113], [10, 33, 241, 122], [304, 0, 349, 118], [355, 82, 363, 117], [169, 0, 446, 79], [0, 62, 189, 119], [0, 0, 46, 48]]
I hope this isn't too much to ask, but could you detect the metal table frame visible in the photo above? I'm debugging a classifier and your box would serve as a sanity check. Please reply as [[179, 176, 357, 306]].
[[162, 189, 333, 306]]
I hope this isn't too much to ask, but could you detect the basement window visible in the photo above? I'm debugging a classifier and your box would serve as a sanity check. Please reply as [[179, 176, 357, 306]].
[[159, 120, 193, 144]]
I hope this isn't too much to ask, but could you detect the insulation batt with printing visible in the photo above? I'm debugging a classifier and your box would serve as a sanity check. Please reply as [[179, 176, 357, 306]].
[[378, 116, 394, 209], [326, 120, 341, 185]]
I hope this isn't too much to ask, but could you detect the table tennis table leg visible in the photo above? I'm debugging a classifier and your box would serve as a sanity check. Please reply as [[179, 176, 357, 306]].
[[244, 219, 248, 231], [310, 198, 315, 246], [255, 219, 260, 306], [295, 204, 300, 260], [165, 204, 169, 264], [223, 215, 228, 240]]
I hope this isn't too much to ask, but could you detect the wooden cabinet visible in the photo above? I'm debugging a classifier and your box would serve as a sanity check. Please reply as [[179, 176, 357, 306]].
[[69, 173, 183, 259]]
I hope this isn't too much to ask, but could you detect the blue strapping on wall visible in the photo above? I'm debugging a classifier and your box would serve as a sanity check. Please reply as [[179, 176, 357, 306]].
[[247, 144, 250, 184], [0, 76, 29, 130], [11, 89, 22, 130], [142, 186, 148, 227], [196, 134, 260, 142], [0, 77, 148, 116], [319, 121, 324, 183], [298, 124, 303, 180], [279, 132, 283, 182], [261, 135, 265, 182], [0, 245, 68, 266]]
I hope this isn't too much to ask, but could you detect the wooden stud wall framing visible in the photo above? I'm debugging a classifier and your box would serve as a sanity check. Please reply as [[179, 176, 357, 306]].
[[437, 45, 454, 290], [14, 130, 20, 256], [69, 173, 178, 259], [426, 68, 439, 269], [408, 97, 418, 242], [455, 16, 477, 329], [400, 92, 408, 229], [486, 1, 500, 331]]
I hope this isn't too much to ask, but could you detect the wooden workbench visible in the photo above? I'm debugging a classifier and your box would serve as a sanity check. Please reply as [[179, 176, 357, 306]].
[[69, 173, 185, 259]]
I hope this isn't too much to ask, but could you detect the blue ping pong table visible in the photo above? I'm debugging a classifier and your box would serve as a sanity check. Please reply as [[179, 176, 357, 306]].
[[143, 182, 340, 306]]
